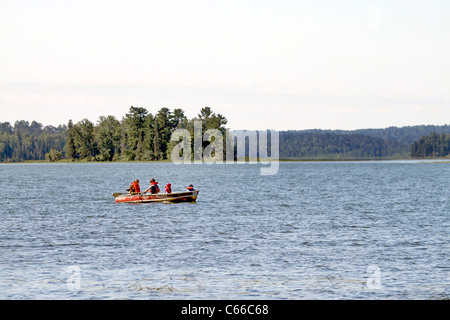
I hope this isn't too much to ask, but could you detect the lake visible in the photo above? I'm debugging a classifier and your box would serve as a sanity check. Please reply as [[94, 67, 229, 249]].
[[0, 161, 448, 299]]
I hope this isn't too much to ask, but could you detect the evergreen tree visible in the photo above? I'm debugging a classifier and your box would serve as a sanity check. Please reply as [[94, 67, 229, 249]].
[[73, 119, 98, 160], [154, 107, 174, 159], [153, 117, 161, 160], [94, 116, 121, 161], [410, 132, 450, 157], [65, 120, 77, 160], [122, 106, 149, 160]]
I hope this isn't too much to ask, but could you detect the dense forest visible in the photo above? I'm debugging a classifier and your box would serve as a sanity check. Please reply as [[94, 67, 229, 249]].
[[1, 108, 449, 162], [410, 132, 450, 158], [279, 132, 409, 159], [296, 124, 450, 145], [0, 121, 67, 162], [64, 106, 227, 161], [0, 106, 227, 162], [279, 125, 450, 159]]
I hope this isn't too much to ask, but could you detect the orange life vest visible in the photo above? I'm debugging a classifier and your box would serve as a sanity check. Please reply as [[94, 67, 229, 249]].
[[132, 181, 140, 193]]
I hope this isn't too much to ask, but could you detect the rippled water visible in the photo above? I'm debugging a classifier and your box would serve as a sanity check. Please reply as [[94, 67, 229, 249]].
[[0, 161, 448, 299]]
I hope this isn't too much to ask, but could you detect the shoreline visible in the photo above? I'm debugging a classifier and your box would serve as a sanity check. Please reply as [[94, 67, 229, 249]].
[[1, 157, 449, 164]]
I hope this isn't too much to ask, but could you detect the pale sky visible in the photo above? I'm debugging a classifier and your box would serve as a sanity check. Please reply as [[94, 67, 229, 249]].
[[1, 0, 449, 130]]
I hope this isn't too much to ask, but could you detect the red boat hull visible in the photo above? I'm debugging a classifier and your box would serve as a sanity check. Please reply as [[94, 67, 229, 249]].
[[114, 190, 199, 203]]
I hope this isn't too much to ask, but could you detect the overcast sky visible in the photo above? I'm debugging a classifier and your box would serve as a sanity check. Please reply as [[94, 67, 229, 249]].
[[1, 0, 449, 130]]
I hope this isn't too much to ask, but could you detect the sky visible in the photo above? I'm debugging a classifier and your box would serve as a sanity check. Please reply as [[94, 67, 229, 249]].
[[1, 0, 449, 130]]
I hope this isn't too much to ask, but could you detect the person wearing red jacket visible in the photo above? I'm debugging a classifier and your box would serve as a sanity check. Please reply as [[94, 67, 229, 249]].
[[128, 179, 141, 194]]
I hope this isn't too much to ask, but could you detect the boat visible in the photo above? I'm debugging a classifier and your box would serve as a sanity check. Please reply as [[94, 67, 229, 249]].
[[113, 190, 199, 203]]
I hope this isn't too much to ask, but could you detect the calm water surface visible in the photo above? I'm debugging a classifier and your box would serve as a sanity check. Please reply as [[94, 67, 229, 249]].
[[0, 161, 448, 299]]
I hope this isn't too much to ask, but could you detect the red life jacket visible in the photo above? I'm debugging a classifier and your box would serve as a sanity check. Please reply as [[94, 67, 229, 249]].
[[132, 182, 140, 193], [187, 186, 194, 191]]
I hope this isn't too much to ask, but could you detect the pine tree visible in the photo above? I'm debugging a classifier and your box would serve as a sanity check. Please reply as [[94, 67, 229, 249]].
[[153, 117, 161, 160], [65, 120, 77, 160]]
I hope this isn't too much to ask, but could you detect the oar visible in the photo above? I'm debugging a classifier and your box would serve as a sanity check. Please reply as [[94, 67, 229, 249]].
[[112, 192, 146, 197], [113, 192, 125, 197]]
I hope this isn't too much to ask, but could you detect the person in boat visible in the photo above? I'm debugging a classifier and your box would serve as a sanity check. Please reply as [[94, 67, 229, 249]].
[[165, 183, 172, 194], [186, 184, 195, 191], [128, 179, 141, 194], [144, 178, 160, 194]]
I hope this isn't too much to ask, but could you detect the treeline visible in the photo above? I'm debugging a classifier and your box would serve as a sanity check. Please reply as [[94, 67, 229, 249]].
[[411, 132, 450, 157], [1, 106, 227, 162], [296, 124, 450, 145], [279, 131, 409, 159], [2, 115, 449, 162], [65, 106, 227, 161], [279, 125, 450, 159], [0, 121, 66, 162]]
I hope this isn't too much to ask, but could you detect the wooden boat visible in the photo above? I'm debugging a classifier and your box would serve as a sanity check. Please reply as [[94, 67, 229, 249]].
[[113, 190, 199, 203]]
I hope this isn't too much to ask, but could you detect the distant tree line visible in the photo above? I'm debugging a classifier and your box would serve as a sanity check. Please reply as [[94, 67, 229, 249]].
[[293, 124, 450, 145], [65, 106, 227, 161], [410, 132, 450, 158], [1, 107, 227, 162], [0, 121, 66, 162], [279, 125, 450, 159], [279, 132, 410, 159], [1, 115, 449, 162]]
